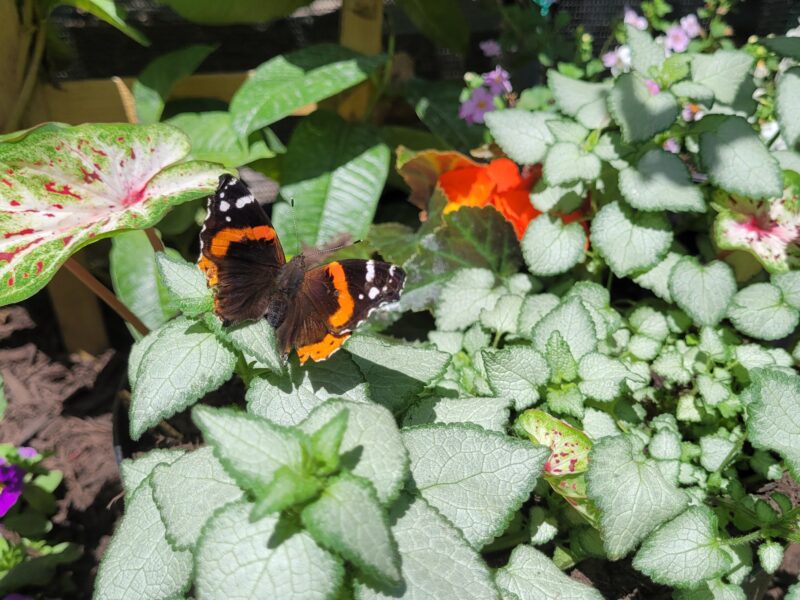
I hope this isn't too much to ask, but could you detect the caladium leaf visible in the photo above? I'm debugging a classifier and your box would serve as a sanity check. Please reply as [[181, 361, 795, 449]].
[[0, 123, 221, 306]]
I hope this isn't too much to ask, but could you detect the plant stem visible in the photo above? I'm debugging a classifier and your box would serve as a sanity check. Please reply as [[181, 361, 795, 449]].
[[5, 10, 47, 132], [63, 257, 149, 336], [725, 530, 764, 546], [144, 228, 165, 253], [111, 76, 138, 124]]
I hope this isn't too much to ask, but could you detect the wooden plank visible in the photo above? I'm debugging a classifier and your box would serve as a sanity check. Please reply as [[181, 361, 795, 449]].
[[0, 0, 23, 124], [338, 0, 383, 120]]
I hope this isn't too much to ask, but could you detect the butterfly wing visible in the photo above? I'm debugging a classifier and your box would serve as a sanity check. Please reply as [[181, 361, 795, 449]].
[[277, 259, 406, 364], [198, 174, 286, 324]]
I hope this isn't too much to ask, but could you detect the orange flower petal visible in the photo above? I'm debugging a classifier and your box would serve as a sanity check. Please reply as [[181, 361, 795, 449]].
[[438, 167, 495, 208], [396, 147, 481, 209], [492, 190, 541, 239], [486, 158, 523, 193]]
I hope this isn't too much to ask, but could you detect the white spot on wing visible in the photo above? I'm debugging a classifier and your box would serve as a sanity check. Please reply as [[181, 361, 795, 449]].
[[236, 195, 254, 209], [219, 191, 225, 198], [389, 265, 396, 277], [366, 260, 375, 282], [225, 216, 231, 222], [358, 294, 364, 300], [219, 200, 230, 212], [368, 287, 380, 299]]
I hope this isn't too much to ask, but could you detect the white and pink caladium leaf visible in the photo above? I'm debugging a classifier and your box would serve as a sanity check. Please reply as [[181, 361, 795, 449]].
[[713, 180, 800, 274], [0, 122, 223, 305]]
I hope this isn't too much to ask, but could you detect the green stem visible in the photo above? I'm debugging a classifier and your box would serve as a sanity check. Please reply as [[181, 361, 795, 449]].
[[5, 9, 47, 132], [492, 330, 504, 348], [725, 530, 764, 546], [364, 29, 394, 123], [235, 354, 253, 387]]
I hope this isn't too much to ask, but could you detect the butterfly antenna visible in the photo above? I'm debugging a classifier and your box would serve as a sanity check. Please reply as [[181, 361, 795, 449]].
[[321, 238, 362, 255], [289, 197, 301, 256]]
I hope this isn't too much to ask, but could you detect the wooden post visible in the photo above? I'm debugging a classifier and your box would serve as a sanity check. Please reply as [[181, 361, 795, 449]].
[[338, 0, 384, 120], [0, 0, 23, 123]]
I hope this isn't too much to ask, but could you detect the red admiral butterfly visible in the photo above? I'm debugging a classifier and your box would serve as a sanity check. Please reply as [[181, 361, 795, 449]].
[[198, 174, 406, 364]]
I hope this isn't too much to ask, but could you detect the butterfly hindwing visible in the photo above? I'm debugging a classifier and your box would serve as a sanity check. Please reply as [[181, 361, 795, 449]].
[[199, 174, 286, 323]]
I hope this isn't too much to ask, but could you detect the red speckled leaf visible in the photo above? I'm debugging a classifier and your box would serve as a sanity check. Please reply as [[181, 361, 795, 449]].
[[516, 409, 599, 525], [0, 123, 222, 305]]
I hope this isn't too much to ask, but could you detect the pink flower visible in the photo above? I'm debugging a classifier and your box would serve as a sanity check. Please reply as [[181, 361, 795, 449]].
[[17, 447, 36, 459], [644, 79, 661, 96], [663, 138, 680, 154], [482, 66, 512, 95], [680, 14, 703, 38], [681, 103, 704, 122], [479, 39, 502, 58], [665, 25, 690, 52], [624, 7, 648, 30], [459, 87, 496, 125], [602, 46, 632, 74]]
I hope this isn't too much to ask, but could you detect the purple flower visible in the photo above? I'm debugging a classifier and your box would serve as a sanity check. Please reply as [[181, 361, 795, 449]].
[[17, 447, 36, 459], [482, 66, 512, 95], [644, 79, 661, 96], [459, 87, 496, 125], [680, 14, 703, 38], [681, 103, 704, 122], [4, 594, 35, 600], [663, 138, 681, 154], [665, 26, 690, 52], [602, 45, 632, 74], [479, 39, 502, 58], [0, 463, 24, 517], [624, 7, 648, 30]]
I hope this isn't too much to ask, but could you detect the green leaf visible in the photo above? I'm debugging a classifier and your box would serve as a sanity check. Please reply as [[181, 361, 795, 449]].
[[483, 347, 550, 411], [300, 399, 408, 505], [230, 45, 384, 136], [608, 74, 679, 142], [480, 294, 524, 335], [0, 123, 220, 306], [691, 51, 754, 106], [403, 423, 549, 548], [110, 231, 177, 336], [633, 252, 683, 302], [119, 448, 186, 501], [762, 36, 800, 60], [619, 149, 705, 213], [546, 331, 578, 383], [355, 495, 499, 599], [274, 111, 389, 249], [496, 545, 603, 600], [543, 142, 601, 186], [671, 81, 715, 105], [133, 44, 215, 124], [250, 465, 322, 520], [129, 317, 236, 439], [195, 500, 343, 599], [590, 201, 672, 277], [435, 268, 498, 331], [633, 507, 730, 589], [530, 181, 585, 212], [547, 120, 589, 144], [727, 282, 799, 340], [94, 478, 191, 600], [773, 271, 800, 309], [699, 436, 735, 472], [396, 0, 468, 52], [405, 79, 484, 153], [306, 408, 349, 475], [532, 298, 597, 360], [587, 435, 688, 559], [578, 353, 630, 402], [401, 205, 521, 311], [192, 405, 306, 494], [669, 258, 736, 327], [223, 318, 283, 372], [522, 215, 586, 276], [776, 67, 800, 148], [699, 116, 782, 198], [484, 110, 556, 164], [155, 251, 213, 316], [154, 0, 313, 23], [404, 396, 512, 433], [518, 293, 561, 338], [548, 71, 611, 129], [626, 25, 665, 75], [247, 352, 368, 425], [150, 447, 243, 550], [59, 0, 148, 45], [746, 368, 800, 478], [346, 335, 450, 414], [302, 473, 400, 586], [165, 111, 274, 168], [674, 579, 747, 600], [758, 541, 784, 575]]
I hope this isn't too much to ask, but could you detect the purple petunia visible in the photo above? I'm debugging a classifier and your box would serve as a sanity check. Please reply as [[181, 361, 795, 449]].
[[479, 39, 502, 58], [0, 461, 24, 518], [482, 66, 512, 95], [680, 14, 703, 39], [665, 25, 690, 52], [624, 7, 648, 30], [459, 87, 496, 125]]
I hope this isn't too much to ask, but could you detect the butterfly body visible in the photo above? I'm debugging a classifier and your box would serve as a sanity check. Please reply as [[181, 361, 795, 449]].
[[198, 175, 405, 364]]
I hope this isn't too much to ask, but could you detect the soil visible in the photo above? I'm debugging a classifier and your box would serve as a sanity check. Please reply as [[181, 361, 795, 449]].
[[2, 292, 800, 599]]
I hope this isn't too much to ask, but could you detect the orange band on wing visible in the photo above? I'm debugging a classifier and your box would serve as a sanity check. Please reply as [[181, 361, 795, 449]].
[[209, 226, 276, 257], [326, 261, 354, 329], [198, 255, 218, 286], [297, 332, 350, 365]]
